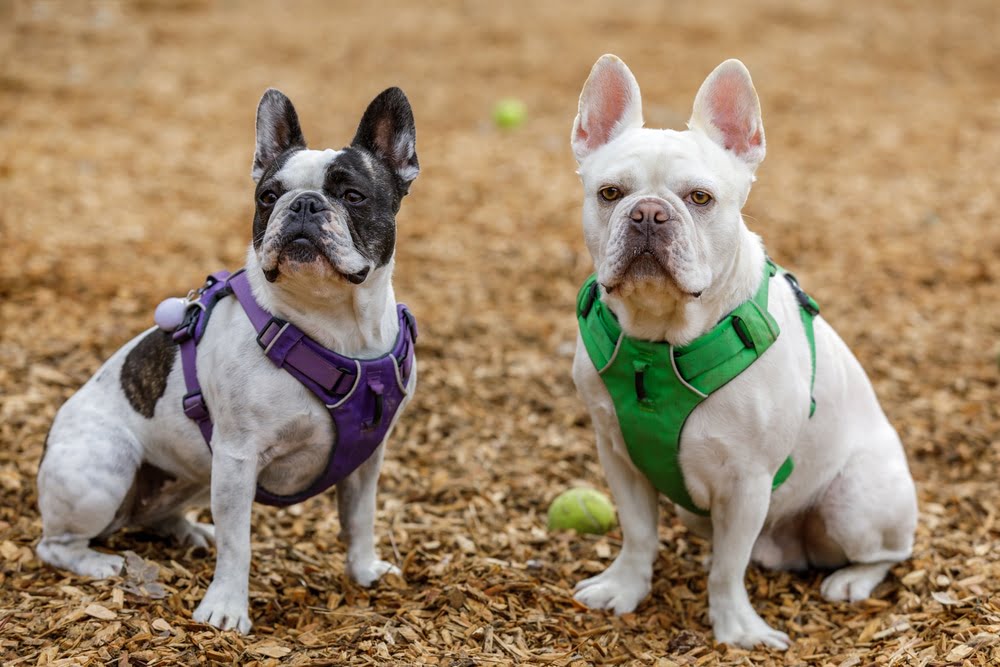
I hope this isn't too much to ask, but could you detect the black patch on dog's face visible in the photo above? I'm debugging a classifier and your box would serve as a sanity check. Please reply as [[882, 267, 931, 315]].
[[252, 148, 299, 250], [120, 329, 176, 419], [322, 147, 402, 267]]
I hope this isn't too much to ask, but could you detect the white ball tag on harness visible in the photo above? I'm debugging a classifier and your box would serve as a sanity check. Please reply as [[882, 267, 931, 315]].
[[154, 297, 190, 332]]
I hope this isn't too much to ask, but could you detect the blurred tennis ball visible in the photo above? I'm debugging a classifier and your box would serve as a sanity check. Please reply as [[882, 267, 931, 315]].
[[493, 98, 527, 129], [547, 488, 616, 534]]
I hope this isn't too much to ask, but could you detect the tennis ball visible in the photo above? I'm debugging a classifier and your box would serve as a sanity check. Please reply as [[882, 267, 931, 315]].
[[547, 488, 617, 534], [493, 98, 527, 129]]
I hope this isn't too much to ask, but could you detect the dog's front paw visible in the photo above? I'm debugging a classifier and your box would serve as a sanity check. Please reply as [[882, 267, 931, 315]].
[[348, 558, 401, 588], [710, 605, 789, 650], [193, 583, 252, 634], [573, 567, 651, 615]]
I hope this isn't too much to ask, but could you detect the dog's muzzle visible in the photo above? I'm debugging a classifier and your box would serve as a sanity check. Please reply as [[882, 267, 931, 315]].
[[262, 192, 371, 284]]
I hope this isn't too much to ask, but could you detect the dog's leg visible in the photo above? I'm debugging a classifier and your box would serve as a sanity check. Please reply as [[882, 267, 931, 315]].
[[131, 478, 213, 549], [574, 429, 659, 615], [821, 561, 895, 601], [151, 513, 215, 549], [811, 434, 916, 602], [752, 514, 809, 572], [191, 445, 256, 634], [337, 442, 400, 586], [36, 430, 139, 579], [707, 471, 790, 650]]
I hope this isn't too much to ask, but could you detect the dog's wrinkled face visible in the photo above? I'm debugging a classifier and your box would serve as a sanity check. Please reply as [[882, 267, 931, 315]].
[[572, 55, 766, 304], [250, 88, 419, 286]]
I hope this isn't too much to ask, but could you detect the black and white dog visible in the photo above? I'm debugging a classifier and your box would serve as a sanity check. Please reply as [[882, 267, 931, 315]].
[[36, 87, 420, 633]]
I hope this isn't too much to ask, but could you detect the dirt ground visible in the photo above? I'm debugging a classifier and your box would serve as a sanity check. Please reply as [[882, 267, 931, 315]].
[[1, 0, 999, 665]]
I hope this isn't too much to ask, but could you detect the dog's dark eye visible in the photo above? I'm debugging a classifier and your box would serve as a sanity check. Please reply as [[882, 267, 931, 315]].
[[343, 190, 366, 204], [259, 190, 279, 206], [599, 186, 622, 202], [688, 190, 713, 206]]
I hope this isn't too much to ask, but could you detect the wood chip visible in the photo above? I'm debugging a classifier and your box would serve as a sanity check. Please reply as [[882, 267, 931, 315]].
[[151, 618, 173, 634], [83, 604, 117, 621], [3, 4, 1000, 667], [250, 643, 292, 658]]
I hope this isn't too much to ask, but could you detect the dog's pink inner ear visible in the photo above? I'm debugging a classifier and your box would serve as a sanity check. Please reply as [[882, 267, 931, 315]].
[[705, 71, 762, 157], [578, 66, 636, 151], [591, 78, 629, 148]]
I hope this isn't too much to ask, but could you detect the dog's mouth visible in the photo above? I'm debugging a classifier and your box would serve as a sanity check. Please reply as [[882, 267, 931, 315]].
[[626, 251, 666, 279], [282, 237, 321, 263], [604, 250, 703, 299], [262, 235, 371, 285]]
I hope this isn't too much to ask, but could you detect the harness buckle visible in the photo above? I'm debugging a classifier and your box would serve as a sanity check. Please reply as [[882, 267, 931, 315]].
[[182, 391, 210, 422], [327, 369, 355, 396], [171, 306, 200, 344], [255, 316, 289, 353], [732, 315, 755, 350], [783, 273, 819, 316]]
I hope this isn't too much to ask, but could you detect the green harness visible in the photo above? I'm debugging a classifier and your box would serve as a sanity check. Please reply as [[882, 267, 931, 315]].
[[577, 260, 820, 516]]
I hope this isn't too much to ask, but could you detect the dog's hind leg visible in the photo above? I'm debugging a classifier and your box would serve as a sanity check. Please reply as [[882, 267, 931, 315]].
[[36, 427, 141, 579], [149, 513, 214, 549], [807, 428, 917, 602], [126, 475, 213, 549]]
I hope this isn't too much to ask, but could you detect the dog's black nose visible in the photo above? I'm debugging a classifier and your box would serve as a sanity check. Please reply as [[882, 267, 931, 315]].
[[629, 200, 670, 225], [289, 192, 330, 215]]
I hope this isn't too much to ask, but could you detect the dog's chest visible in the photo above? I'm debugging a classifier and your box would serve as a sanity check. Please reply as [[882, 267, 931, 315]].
[[256, 405, 336, 496], [195, 302, 339, 495]]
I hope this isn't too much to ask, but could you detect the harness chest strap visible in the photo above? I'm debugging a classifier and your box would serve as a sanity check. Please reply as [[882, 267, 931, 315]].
[[172, 269, 417, 507], [577, 259, 818, 516]]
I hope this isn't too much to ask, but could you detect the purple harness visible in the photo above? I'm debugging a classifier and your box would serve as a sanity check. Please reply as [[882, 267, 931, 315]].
[[170, 269, 417, 506]]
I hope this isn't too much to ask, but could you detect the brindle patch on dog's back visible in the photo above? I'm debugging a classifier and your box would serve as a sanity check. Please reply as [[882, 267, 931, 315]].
[[121, 329, 176, 418]]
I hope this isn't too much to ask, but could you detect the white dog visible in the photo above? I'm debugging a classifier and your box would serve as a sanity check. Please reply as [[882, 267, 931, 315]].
[[569, 55, 917, 649]]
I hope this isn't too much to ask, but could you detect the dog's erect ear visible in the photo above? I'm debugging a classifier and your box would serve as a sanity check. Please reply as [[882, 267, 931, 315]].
[[689, 59, 765, 170], [352, 87, 419, 190], [572, 54, 643, 162], [252, 89, 307, 183]]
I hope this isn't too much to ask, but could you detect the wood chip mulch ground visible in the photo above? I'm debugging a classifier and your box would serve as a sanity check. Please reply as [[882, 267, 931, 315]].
[[1, 1, 998, 665]]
